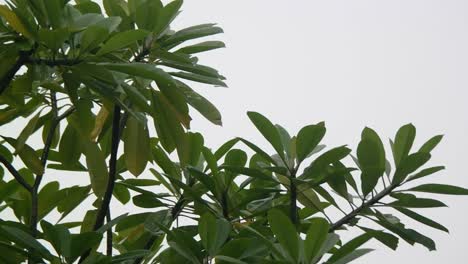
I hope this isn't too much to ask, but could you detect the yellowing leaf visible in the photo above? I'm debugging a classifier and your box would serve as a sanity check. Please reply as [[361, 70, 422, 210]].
[[90, 106, 110, 142], [0, 5, 33, 39]]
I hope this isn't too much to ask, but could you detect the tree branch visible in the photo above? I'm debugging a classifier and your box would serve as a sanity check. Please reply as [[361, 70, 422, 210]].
[[24, 58, 83, 67], [79, 105, 122, 263], [0, 155, 33, 192], [106, 209, 113, 256], [329, 184, 398, 233], [0, 50, 33, 95]]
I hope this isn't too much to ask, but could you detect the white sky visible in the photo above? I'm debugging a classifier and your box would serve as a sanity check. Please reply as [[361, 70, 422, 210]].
[[2, 0, 468, 263]]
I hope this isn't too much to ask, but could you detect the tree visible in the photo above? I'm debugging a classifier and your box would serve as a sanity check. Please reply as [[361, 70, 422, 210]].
[[0, 0, 466, 263]]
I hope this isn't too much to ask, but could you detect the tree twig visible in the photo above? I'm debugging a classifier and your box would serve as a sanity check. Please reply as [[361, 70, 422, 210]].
[[0, 155, 33, 192]]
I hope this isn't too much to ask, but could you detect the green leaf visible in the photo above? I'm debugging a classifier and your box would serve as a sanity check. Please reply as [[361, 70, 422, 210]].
[[181, 132, 204, 167], [327, 233, 372, 263], [267, 209, 299, 262], [0, 225, 52, 259], [392, 124, 416, 167], [303, 146, 351, 180], [304, 218, 330, 262], [97, 29, 148, 55], [133, 0, 162, 30], [357, 127, 386, 196], [83, 141, 109, 197], [375, 212, 436, 251], [59, 124, 82, 165], [111, 250, 150, 263], [124, 116, 150, 176], [16, 112, 40, 153], [162, 23, 223, 47], [37, 181, 65, 219], [214, 138, 239, 160], [330, 249, 374, 264], [121, 84, 152, 113], [176, 41, 226, 54], [394, 207, 448, 232], [218, 238, 267, 261], [80, 25, 110, 54], [389, 196, 447, 208], [406, 166, 445, 182], [2, 137, 44, 175], [133, 194, 164, 208], [57, 186, 91, 221], [153, 0, 183, 36], [68, 232, 102, 263], [408, 184, 468, 195], [296, 123, 326, 163], [419, 135, 443, 154], [393, 152, 431, 184], [41, 221, 71, 258], [43, 0, 63, 29], [311, 233, 340, 263], [170, 72, 227, 87], [238, 138, 276, 165], [105, 62, 176, 87], [176, 80, 222, 125], [247, 112, 285, 162], [0, 5, 34, 39], [222, 166, 279, 183], [199, 213, 232, 256], [360, 227, 399, 250], [214, 256, 248, 264], [113, 183, 131, 204]]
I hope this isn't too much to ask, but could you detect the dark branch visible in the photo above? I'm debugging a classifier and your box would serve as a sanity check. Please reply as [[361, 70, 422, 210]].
[[79, 105, 122, 263], [0, 155, 33, 192], [0, 50, 33, 95], [106, 210, 113, 256], [329, 184, 398, 233], [24, 58, 83, 67]]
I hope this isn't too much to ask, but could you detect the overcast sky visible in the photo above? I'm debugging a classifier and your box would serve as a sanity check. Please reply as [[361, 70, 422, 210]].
[[2, 0, 468, 263]]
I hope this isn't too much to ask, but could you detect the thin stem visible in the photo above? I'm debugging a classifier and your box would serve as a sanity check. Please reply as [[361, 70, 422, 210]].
[[30, 92, 59, 237], [79, 105, 122, 263], [0, 155, 33, 192]]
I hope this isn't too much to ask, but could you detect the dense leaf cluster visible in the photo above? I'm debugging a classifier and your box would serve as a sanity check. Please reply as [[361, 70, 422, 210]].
[[0, 0, 467, 263]]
